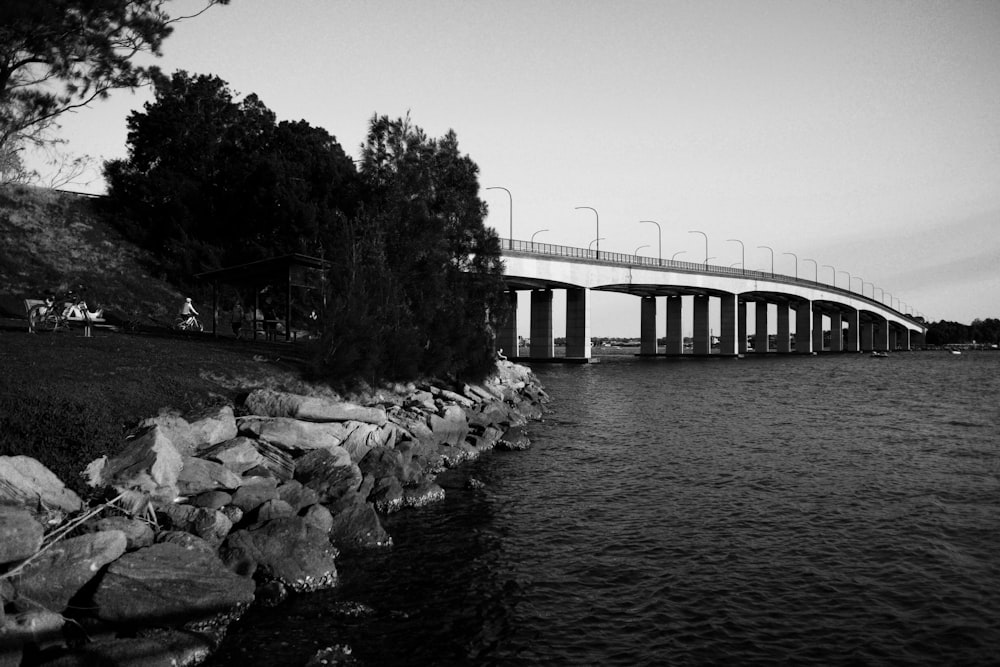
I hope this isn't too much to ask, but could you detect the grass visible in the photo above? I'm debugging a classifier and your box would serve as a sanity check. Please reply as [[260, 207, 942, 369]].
[[0, 325, 324, 497]]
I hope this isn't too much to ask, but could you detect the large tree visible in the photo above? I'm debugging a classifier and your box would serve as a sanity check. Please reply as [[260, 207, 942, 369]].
[[0, 0, 227, 157]]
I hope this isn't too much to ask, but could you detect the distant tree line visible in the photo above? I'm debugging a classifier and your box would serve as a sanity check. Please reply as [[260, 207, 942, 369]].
[[924, 318, 1000, 346], [104, 71, 507, 383]]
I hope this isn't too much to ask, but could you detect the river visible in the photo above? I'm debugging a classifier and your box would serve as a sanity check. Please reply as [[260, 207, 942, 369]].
[[209, 350, 1000, 666]]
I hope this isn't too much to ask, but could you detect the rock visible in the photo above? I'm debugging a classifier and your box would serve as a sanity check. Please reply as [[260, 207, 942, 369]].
[[81, 516, 155, 550], [177, 456, 243, 496], [403, 480, 445, 509], [158, 505, 232, 548], [220, 516, 338, 592], [369, 476, 404, 514], [277, 480, 320, 511], [426, 384, 475, 408], [93, 542, 255, 626], [339, 421, 390, 463], [294, 449, 362, 505], [0, 506, 44, 565], [97, 425, 183, 502], [300, 503, 334, 534], [0, 609, 64, 657], [388, 408, 436, 446], [13, 530, 127, 613], [254, 498, 295, 524], [39, 632, 213, 667], [245, 440, 295, 481], [305, 644, 359, 667], [199, 436, 265, 475], [190, 490, 232, 510], [155, 531, 218, 556], [229, 476, 280, 513], [0, 455, 83, 515], [428, 405, 469, 446], [236, 416, 350, 453], [404, 390, 437, 411], [498, 425, 532, 451], [244, 389, 387, 426], [140, 405, 238, 456], [327, 503, 392, 549]]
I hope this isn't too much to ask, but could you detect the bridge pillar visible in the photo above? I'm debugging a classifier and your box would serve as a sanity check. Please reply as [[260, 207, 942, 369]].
[[795, 301, 812, 354], [844, 311, 859, 352], [812, 309, 824, 352], [754, 301, 768, 353], [888, 326, 898, 351], [738, 301, 748, 354], [565, 288, 591, 359], [693, 295, 711, 355], [830, 312, 843, 352], [873, 319, 889, 352], [777, 305, 791, 353], [665, 296, 683, 354], [860, 321, 874, 352], [497, 290, 519, 358], [911, 330, 924, 349], [640, 296, 657, 355], [529, 289, 554, 358], [719, 293, 738, 356]]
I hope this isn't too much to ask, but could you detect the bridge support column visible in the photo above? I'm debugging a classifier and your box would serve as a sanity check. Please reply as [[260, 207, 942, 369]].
[[911, 330, 924, 349], [812, 309, 824, 352], [565, 288, 591, 359], [754, 301, 768, 353], [860, 321, 874, 352], [830, 313, 843, 352], [844, 311, 859, 352], [640, 296, 657, 355], [795, 301, 812, 354], [873, 320, 889, 352], [777, 305, 791, 353], [888, 327, 898, 351], [497, 290, 519, 358], [529, 289, 554, 358], [719, 294, 738, 356], [693, 295, 711, 355], [665, 296, 683, 354], [738, 301, 748, 354]]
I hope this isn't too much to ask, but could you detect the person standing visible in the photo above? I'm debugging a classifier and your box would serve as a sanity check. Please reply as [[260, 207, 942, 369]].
[[231, 301, 245, 339]]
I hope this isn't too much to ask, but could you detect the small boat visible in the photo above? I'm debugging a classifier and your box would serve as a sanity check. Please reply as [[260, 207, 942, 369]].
[[950, 349, 962, 355], [870, 351, 889, 358]]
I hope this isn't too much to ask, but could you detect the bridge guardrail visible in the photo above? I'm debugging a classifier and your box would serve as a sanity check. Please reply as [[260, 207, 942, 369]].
[[501, 239, 922, 325]]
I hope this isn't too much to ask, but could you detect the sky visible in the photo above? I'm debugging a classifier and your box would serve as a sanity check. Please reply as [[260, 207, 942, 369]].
[[28, 0, 1000, 335]]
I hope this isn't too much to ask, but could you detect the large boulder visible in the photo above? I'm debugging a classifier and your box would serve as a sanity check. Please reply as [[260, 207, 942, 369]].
[[338, 421, 392, 463], [93, 542, 255, 625], [229, 476, 280, 514], [93, 425, 183, 502], [244, 389, 387, 426], [0, 505, 44, 565], [220, 516, 338, 592], [13, 530, 127, 613], [0, 455, 83, 515], [327, 503, 392, 550], [236, 416, 351, 454], [79, 515, 155, 551], [293, 449, 362, 506], [199, 437, 265, 475], [428, 405, 469, 446], [140, 405, 238, 456], [177, 456, 243, 496]]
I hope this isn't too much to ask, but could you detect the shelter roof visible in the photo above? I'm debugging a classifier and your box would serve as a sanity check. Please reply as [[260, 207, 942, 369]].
[[195, 253, 330, 285]]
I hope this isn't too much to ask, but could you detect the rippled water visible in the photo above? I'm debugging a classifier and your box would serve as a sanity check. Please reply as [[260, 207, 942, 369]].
[[210, 351, 1000, 666]]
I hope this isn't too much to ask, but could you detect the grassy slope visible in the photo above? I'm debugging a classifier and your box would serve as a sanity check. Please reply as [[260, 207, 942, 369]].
[[0, 185, 328, 496]]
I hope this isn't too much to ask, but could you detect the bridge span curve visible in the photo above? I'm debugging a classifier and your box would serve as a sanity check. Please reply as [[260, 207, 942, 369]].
[[497, 240, 926, 360]]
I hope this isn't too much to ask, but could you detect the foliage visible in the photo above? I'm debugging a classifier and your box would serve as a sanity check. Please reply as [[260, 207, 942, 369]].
[[924, 318, 1000, 346], [0, 0, 227, 157], [104, 71, 359, 291]]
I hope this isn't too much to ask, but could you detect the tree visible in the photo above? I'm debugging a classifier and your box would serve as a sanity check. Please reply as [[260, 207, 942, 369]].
[[0, 0, 227, 156]]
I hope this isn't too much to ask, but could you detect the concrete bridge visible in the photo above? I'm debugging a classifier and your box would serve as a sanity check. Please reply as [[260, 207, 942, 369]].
[[497, 240, 927, 361]]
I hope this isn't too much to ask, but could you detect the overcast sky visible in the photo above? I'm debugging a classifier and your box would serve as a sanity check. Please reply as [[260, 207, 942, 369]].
[[34, 0, 1000, 333]]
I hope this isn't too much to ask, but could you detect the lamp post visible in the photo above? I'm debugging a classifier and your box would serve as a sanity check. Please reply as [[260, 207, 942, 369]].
[[803, 258, 818, 282], [671, 250, 687, 262], [639, 220, 662, 264], [875, 287, 883, 301], [822, 264, 835, 285], [884, 291, 892, 306], [689, 230, 708, 264], [634, 244, 650, 257], [530, 229, 549, 244], [576, 206, 599, 258], [726, 239, 745, 275], [838, 270, 851, 290], [783, 251, 798, 279], [851, 276, 862, 293], [588, 237, 606, 253], [863, 281, 873, 298], [758, 245, 774, 276], [485, 186, 512, 247]]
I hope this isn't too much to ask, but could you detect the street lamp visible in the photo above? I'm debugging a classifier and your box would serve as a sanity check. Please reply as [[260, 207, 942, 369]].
[[863, 281, 873, 298], [531, 229, 549, 244], [575, 206, 599, 258], [689, 230, 708, 264], [758, 245, 774, 276], [838, 270, 851, 290], [671, 250, 687, 261], [851, 276, 862, 292], [875, 287, 883, 301], [822, 264, 835, 285], [727, 239, 745, 275], [803, 258, 818, 282], [884, 291, 892, 306], [639, 220, 662, 264], [588, 237, 605, 252], [634, 244, 650, 256], [783, 251, 798, 279], [485, 186, 512, 247]]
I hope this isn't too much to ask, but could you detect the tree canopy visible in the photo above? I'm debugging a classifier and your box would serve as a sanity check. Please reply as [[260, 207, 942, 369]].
[[0, 0, 226, 163]]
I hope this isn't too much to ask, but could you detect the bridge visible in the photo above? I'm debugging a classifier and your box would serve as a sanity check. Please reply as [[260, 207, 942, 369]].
[[497, 240, 927, 361]]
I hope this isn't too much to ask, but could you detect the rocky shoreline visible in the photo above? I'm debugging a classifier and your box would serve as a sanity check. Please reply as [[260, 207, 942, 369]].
[[0, 361, 548, 666]]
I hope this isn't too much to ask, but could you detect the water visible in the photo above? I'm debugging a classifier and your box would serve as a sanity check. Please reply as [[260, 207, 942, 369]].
[[209, 351, 1000, 666]]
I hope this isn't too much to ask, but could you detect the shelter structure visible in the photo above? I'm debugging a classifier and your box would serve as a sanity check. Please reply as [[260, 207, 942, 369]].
[[195, 254, 329, 342]]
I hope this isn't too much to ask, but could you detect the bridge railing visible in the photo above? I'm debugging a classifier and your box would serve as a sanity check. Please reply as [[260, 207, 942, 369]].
[[501, 239, 921, 324]]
